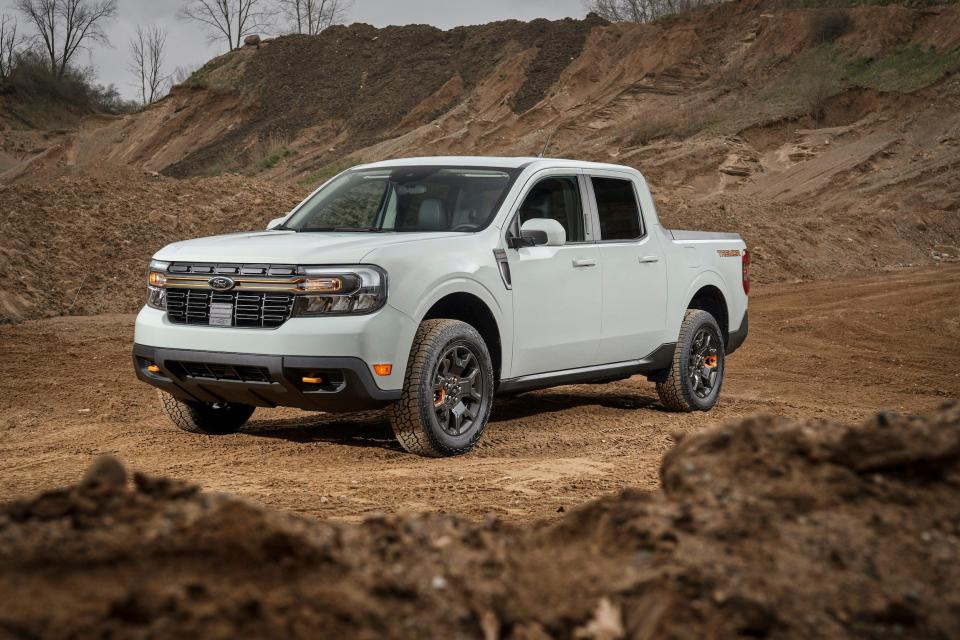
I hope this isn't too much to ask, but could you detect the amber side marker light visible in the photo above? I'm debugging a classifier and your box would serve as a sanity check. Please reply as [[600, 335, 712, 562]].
[[302, 374, 325, 384], [373, 364, 393, 377], [147, 363, 161, 373]]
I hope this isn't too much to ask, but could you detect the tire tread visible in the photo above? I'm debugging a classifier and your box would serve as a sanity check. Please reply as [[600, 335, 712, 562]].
[[388, 319, 491, 457], [158, 390, 253, 435], [656, 309, 722, 412]]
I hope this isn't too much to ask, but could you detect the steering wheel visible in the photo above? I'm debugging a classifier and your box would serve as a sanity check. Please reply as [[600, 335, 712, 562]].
[[451, 224, 477, 232]]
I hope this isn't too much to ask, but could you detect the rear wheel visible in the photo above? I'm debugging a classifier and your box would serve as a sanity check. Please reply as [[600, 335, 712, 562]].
[[388, 319, 494, 457], [158, 390, 255, 435], [657, 309, 725, 412]]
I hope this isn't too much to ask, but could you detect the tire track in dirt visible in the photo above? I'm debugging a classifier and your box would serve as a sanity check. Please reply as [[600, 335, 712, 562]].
[[1, 266, 957, 521]]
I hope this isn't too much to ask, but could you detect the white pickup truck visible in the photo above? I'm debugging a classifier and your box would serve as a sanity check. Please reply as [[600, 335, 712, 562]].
[[134, 157, 748, 456]]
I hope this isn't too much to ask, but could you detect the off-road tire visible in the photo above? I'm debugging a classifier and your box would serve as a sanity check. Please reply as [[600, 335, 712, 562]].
[[388, 319, 495, 457], [158, 390, 255, 435], [657, 309, 725, 412]]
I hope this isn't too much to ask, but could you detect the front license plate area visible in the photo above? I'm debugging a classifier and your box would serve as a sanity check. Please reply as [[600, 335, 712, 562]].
[[209, 302, 234, 327]]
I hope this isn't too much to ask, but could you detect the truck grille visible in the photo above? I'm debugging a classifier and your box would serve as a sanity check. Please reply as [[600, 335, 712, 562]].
[[166, 289, 296, 328], [168, 361, 274, 383]]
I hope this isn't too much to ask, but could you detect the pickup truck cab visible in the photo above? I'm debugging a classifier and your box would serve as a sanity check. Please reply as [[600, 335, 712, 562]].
[[134, 157, 748, 456]]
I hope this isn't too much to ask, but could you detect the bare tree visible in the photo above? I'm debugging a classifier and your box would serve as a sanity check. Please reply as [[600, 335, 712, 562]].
[[14, 0, 117, 77], [585, 0, 717, 23], [171, 63, 199, 85], [179, 0, 273, 51], [0, 14, 26, 79], [278, 0, 350, 35], [129, 25, 168, 106]]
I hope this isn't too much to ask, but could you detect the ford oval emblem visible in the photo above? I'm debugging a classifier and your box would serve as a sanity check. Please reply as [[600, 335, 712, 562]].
[[208, 276, 236, 291]]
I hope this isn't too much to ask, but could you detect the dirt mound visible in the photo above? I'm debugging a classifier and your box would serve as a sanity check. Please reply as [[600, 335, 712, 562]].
[[0, 168, 300, 320], [82, 15, 603, 180], [2, 403, 958, 638], [2, 3, 960, 320]]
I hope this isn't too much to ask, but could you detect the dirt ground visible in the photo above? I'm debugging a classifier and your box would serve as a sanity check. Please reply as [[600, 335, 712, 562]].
[[2, 265, 957, 522], [2, 397, 958, 639]]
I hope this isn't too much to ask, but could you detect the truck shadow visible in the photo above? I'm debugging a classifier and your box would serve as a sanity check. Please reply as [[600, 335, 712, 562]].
[[242, 388, 660, 450]]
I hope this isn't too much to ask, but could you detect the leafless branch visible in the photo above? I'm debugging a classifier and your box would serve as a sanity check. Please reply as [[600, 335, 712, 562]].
[[14, 0, 117, 76], [179, 0, 273, 51], [584, 0, 718, 23], [277, 0, 350, 35], [0, 14, 27, 79], [129, 24, 168, 106]]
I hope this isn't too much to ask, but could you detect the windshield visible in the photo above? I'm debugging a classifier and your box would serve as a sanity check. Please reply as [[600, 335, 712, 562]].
[[284, 165, 521, 233]]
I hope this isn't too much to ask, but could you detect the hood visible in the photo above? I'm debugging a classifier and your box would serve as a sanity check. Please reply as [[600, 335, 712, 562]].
[[153, 230, 462, 265]]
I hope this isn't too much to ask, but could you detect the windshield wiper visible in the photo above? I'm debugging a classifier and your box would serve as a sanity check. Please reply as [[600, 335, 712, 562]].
[[271, 223, 293, 231]]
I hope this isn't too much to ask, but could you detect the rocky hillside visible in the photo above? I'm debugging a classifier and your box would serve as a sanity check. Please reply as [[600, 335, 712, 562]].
[[1, 0, 959, 320]]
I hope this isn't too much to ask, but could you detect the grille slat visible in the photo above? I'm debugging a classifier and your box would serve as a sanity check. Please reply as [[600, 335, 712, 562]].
[[169, 360, 273, 383], [166, 288, 295, 328]]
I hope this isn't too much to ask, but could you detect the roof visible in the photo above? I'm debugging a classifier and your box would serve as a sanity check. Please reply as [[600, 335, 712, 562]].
[[355, 156, 640, 174]]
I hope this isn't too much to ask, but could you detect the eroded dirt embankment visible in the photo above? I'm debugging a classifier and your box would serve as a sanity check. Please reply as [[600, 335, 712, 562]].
[[1, 403, 958, 639]]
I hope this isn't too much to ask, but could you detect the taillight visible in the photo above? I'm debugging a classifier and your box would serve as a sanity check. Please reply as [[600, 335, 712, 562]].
[[742, 249, 750, 295]]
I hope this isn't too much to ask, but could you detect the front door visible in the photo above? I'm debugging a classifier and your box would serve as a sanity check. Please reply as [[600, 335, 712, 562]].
[[507, 173, 603, 377]]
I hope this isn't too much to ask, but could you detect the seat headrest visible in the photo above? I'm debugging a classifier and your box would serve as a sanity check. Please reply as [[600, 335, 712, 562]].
[[418, 199, 446, 230]]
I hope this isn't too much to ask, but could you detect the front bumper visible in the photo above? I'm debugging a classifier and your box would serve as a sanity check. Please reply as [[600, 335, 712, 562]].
[[133, 304, 417, 391], [134, 344, 402, 412]]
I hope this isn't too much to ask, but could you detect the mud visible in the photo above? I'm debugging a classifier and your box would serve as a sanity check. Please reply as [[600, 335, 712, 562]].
[[2, 400, 958, 638]]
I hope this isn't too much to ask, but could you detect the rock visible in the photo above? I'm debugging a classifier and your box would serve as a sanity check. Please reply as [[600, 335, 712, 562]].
[[574, 598, 625, 640], [244, 34, 261, 47], [80, 455, 127, 494]]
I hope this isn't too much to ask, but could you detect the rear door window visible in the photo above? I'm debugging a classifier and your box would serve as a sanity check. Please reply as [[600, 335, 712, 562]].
[[591, 177, 644, 241]]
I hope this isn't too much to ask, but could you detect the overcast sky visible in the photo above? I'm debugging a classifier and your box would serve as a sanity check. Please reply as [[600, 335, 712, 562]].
[[1, 0, 588, 100]]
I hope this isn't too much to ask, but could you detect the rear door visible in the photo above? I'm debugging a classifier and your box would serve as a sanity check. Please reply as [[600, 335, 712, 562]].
[[507, 171, 602, 377], [585, 172, 668, 362]]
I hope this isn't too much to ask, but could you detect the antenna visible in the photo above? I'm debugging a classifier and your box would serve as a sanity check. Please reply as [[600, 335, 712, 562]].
[[538, 127, 558, 158]]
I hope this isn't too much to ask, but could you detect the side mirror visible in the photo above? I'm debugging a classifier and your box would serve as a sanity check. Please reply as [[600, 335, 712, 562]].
[[266, 217, 286, 230], [517, 218, 566, 247], [509, 229, 547, 249]]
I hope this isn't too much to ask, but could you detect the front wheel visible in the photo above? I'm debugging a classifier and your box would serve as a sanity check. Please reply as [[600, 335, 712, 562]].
[[388, 319, 495, 457], [158, 390, 255, 434], [656, 309, 725, 412]]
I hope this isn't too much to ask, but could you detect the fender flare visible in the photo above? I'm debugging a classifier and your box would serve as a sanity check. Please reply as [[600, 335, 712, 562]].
[[671, 269, 732, 336], [406, 277, 512, 376]]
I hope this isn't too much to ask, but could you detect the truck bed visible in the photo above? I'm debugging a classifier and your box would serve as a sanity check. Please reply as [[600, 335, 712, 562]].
[[668, 229, 742, 241]]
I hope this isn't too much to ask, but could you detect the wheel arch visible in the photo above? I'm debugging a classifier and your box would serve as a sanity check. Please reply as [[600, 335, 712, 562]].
[[686, 284, 729, 345], [421, 291, 503, 384]]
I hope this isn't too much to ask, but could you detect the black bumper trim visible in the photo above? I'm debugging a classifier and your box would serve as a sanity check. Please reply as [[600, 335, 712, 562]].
[[133, 344, 401, 413], [726, 310, 748, 355]]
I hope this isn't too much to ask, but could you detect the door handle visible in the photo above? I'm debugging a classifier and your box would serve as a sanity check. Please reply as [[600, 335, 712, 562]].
[[572, 258, 597, 268], [639, 255, 660, 264]]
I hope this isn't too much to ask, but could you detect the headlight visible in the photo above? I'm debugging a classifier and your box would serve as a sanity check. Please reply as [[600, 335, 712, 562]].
[[293, 265, 387, 316], [146, 259, 169, 310]]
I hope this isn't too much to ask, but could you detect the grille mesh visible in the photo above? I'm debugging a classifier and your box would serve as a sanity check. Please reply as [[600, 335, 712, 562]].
[[166, 289, 296, 328]]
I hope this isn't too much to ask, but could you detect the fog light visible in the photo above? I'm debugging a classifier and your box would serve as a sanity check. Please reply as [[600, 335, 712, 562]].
[[302, 374, 325, 384], [373, 364, 392, 376], [147, 363, 161, 373]]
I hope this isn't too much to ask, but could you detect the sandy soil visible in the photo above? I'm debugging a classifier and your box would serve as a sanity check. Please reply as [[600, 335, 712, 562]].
[[2, 402, 957, 638], [2, 265, 957, 522]]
